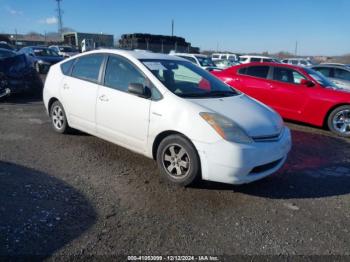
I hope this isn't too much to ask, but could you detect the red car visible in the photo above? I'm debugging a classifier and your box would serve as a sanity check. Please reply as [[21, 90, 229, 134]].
[[212, 62, 350, 137]]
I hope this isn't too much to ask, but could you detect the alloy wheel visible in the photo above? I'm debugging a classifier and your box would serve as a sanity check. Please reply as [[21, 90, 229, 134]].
[[52, 105, 65, 130], [332, 109, 350, 135], [162, 144, 191, 179]]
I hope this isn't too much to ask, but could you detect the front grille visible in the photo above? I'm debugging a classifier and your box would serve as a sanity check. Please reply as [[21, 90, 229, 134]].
[[252, 128, 284, 142], [250, 158, 283, 174]]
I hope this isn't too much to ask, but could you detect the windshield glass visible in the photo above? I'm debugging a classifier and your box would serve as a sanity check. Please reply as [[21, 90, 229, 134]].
[[59, 46, 75, 52], [304, 68, 338, 88], [195, 56, 216, 67], [0, 49, 16, 59], [33, 48, 59, 57], [141, 59, 238, 98]]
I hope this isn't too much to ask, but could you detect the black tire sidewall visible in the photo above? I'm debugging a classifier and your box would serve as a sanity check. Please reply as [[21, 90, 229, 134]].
[[328, 105, 350, 137], [50, 101, 69, 134], [156, 135, 200, 186]]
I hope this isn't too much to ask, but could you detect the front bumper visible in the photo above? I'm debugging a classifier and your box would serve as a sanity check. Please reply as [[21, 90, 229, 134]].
[[193, 127, 292, 185]]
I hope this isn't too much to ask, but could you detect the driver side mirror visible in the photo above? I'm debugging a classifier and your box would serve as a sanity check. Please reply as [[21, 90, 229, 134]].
[[300, 79, 315, 87], [128, 83, 151, 99]]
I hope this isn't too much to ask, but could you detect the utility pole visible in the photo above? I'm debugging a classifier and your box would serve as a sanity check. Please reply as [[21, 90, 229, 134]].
[[295, 41, 298, 56], [56, 0, 63, 35], [171, 19, 174, 37]]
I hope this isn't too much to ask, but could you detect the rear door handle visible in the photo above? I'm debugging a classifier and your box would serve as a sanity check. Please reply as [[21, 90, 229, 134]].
[[63, 83, 70, 90], [99, 95, 109, 102]]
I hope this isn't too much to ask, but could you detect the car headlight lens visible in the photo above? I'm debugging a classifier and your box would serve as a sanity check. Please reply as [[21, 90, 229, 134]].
[[38, 60, 49, 64], [200, 112, 253, 144]]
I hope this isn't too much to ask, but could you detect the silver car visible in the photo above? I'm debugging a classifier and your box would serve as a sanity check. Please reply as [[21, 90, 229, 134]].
[[312, 64, 350, 91]]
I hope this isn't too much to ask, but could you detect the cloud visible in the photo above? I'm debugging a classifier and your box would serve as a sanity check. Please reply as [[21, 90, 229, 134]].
[[5, 6, 23, 15], [39, 16, 58, 25]]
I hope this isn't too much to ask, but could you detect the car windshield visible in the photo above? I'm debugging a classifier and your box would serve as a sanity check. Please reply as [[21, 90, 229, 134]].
[[0, 49, 16, 59], [304, 68, 338, 88], [141, 59, 238, 98], [195, 56, 216, 67], [59, 46, 75, 52], [33, 48, 59, 57]]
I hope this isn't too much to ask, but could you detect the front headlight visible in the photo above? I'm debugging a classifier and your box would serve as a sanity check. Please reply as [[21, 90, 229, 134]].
[[200, 112, 253, 144], [38, 60, 49, 64]]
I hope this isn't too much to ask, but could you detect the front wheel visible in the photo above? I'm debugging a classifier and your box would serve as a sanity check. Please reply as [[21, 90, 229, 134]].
[[156, 135, 200, 186], [327, 105, 350, 137]]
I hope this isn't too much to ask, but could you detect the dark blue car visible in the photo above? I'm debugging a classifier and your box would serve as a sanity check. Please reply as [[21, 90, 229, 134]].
[[18, 46, 64, 74]]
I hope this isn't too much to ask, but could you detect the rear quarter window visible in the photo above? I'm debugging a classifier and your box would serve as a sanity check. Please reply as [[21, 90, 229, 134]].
[[60, 59, 75, 75]]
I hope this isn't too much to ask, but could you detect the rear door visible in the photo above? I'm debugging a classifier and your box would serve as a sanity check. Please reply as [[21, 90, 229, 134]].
[[60, 54, 105, 134], [234, 65, 273, 104], [266, 66, 310, 120]]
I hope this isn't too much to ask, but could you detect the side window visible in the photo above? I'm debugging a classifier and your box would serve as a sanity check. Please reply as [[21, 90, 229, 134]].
[[300, 60, 307, 65], [60, 59, 75, 75], [314, 67, 331, 77], [71, 54, 104, 83], [104, 55, 146, 92], [238, 67, 247, 75], [245, 66, 269, 78], [263, 58, 273, 62], [334, 68, 350, 81], [291, 60, 298, 65], [273, 67, 306, 84], [250, 58, 261, 62]]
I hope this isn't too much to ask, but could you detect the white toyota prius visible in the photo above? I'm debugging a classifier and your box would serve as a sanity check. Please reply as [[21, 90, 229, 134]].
[[43, 49, 292, 186]]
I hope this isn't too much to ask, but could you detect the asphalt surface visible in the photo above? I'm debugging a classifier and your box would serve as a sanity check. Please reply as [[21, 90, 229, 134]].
[[0, 81, 350, 259]]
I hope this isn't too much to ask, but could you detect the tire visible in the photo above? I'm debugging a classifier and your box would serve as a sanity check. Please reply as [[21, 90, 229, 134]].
[[156, 134, 201, 186], [327, 105, 350, 138], [50, 101, 71, 134]]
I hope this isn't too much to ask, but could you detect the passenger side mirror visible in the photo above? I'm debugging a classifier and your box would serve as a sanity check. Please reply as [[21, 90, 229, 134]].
[[128, 83, 151, 98], [300, 79, 315, 87]]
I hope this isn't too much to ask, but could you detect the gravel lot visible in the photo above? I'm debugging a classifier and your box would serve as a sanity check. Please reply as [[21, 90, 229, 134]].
[[1, 81, 350, 259]]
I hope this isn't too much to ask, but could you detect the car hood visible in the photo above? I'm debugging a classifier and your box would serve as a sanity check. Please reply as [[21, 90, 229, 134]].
[[36, 56, 63, 63], [189, 94, 284, 137]]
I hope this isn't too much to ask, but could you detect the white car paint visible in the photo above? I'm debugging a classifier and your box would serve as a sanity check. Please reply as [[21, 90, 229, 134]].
[[44, 49, 291, 185]]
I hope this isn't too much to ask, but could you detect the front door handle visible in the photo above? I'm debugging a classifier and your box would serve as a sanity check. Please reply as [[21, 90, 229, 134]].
[[99, 95, 109, 102]]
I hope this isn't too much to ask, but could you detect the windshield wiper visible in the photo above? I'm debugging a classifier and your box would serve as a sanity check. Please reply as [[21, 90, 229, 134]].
[[207, 90, 237, 97], [178, 90, 237, 98]]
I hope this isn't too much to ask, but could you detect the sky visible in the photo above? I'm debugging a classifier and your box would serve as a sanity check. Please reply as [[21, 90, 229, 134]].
[[0, 0, 349, 56]]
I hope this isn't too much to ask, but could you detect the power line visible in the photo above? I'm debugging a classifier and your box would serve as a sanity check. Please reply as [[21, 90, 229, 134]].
[[56, 0, 63, 35]]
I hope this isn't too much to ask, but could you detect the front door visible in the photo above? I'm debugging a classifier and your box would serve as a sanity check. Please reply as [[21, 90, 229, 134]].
[[96, 55, 151, 153]]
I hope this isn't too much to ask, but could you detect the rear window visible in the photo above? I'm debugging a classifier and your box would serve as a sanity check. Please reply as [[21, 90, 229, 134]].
[[244, 66, 269, 78], [250, 58, 261, 62]]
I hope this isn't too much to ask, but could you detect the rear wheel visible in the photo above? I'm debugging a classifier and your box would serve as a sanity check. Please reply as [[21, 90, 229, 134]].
[[328, 105, 350, 137], [50, 101, 71, 134], [156, 135, 200, 186]]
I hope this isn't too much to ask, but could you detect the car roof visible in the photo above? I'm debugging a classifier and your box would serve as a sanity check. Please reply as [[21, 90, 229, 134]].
[[76, 49, 185, 61], [239, 55, 272, 59], [237, 62, 306, 70], [173, 53, 207, 58], [313, 64, 350, 70]]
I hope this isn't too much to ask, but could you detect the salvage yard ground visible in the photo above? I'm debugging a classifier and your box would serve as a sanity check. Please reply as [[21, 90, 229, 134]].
[[0, 88, 350, 257]]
